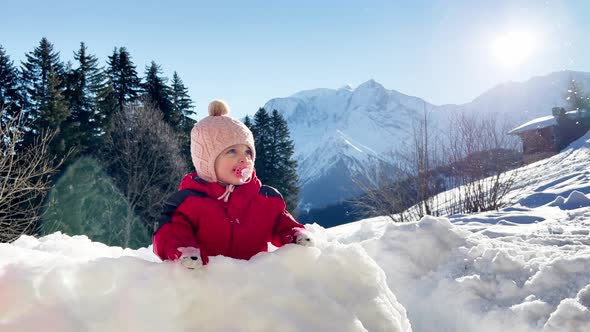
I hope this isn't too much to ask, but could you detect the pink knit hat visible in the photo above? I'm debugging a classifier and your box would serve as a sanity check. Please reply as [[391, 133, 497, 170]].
[[190, 100, 256, 183]]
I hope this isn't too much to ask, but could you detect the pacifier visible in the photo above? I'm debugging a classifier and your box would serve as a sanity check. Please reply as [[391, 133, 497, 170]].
[[234, 165, 253, 183]]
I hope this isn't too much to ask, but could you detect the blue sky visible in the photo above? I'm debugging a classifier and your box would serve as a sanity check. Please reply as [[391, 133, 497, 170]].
[[1, 0, 588, 120]]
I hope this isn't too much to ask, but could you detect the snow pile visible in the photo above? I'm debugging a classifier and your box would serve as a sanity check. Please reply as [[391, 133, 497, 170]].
[[512, 131, 590, 207], [548, 191, 590, 210], [0, 233, 410, 332], [561, 190, 590, 210], [325, 214, 590, 332]]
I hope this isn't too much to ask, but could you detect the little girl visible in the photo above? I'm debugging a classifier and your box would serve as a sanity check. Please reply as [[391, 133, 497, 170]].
[[153, 100, 312, 269]]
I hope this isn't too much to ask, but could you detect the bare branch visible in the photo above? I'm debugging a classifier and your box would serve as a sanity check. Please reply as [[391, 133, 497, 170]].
[[0, 110, 62, 242], [99, 99, 187, 245]]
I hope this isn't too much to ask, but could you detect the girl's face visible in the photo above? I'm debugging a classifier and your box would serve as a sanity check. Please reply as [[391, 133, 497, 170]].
[[214, 144, 254, 185]]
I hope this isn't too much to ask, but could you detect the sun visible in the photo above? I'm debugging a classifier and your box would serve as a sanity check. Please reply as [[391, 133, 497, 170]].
[[492, 30, 535, 67]]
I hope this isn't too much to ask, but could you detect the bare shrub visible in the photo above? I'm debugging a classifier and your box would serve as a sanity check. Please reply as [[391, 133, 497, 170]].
[[99, 100, 187, 245], [354, 110, 521, 221], [353, 105, 445, 222], [439, 112, 521, 214], [0, 112, 61, 242]]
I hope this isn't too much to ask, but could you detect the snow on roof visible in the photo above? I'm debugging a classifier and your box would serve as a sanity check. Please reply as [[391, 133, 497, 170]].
[[508, 115, 557, 135], [509, 109, 590, 135]]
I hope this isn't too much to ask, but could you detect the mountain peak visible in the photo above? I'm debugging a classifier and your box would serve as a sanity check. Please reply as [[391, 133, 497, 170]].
[[357, 79, 382, 90]]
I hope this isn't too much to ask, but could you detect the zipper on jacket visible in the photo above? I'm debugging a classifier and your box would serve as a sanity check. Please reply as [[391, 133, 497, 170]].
[[228, 217, 235, 256]]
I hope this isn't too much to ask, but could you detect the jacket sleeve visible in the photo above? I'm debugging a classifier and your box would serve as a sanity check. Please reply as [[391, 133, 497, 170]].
[[153, 192, 202, 261], [271, 209, 306, 248]]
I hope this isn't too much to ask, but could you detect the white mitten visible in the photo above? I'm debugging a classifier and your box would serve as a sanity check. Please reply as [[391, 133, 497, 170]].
[[177, 247, 206, 270], [295, 230, 315, 247]]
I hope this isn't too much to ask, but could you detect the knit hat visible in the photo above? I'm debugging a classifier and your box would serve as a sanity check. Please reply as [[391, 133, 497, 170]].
[[190, 100, 256, 183]]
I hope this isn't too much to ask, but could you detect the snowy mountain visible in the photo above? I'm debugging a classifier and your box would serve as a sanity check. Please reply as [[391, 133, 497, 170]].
[[264, 79, 439, 208], [265, 70, 590, 209]]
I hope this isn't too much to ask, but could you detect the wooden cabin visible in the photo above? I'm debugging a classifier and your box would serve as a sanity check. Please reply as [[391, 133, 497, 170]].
[[509, 107, 590, 164]]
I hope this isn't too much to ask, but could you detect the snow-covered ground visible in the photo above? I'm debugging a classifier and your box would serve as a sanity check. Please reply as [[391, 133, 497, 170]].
[[325, 210, 590, 332], [0, 235, 409, 332], [2, 133, 590, 331]]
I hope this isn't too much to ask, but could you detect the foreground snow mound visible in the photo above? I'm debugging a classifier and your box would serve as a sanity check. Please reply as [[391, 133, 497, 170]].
[[0, 232, 411, 332], [327, 216, 590, 332]]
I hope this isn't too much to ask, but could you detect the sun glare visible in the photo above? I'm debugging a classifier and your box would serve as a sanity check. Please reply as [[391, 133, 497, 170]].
[[493, 30, 535, 67]]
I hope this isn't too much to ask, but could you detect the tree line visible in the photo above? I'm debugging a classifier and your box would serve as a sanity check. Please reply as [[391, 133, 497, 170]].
[[0, 38, 299, 247], [1, 38, 196, 161]]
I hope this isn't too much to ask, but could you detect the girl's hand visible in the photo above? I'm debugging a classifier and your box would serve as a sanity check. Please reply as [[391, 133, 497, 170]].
[[294, 230, 315, 247], [177, 247, 208, 269]]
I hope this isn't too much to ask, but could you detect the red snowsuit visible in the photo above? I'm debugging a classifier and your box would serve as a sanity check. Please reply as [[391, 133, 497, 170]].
[[153, 171, 305, 262]]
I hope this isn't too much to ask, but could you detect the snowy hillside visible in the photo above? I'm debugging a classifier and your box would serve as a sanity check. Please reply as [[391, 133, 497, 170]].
[[506, 128, 590, 209], [2, 129, 590, 331], [265, 70, 590, 209], [325, 131, 590, 332]]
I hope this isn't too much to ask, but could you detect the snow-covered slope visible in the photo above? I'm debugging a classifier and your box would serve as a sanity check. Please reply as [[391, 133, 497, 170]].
[[265, 70, 590, 208], [322, 131, 590, 332], [429, 130, 590, 218], [507, 129, 590, 208]]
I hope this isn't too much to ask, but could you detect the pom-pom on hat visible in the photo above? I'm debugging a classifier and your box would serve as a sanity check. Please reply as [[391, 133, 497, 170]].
[[190, 100, 256, 183]]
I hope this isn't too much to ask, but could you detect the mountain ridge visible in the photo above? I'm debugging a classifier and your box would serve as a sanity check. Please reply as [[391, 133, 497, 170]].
[[264, 70, 590, 209]]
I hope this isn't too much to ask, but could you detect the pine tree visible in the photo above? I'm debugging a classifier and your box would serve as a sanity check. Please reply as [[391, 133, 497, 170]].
[[252, 108, 300, 211], [63, 42, 108, 156], [170, 71, 195, 132], [269, 109, 300, 211], [40, 68, 69, 155], [20, 38, 66, 145], [0, 45, 23, 127], [106, 47, 141, 112], [243, 115, 253, 129], [565, 78, 589, 113], [252, 107, 272, 184], [97, 77, 118, 133], [170, 71, 195, 170], [556, 77, 590, 150], [142, 61, 174, 125]]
